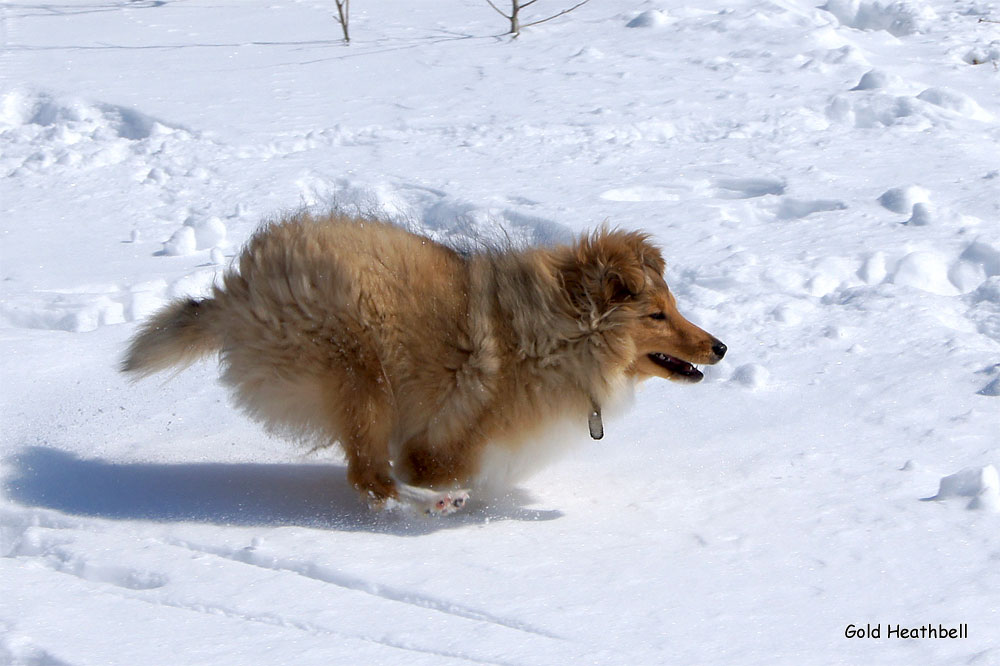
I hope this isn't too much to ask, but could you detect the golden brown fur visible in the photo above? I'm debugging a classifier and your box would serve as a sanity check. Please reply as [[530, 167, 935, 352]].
[[123, 212, 725, 512]]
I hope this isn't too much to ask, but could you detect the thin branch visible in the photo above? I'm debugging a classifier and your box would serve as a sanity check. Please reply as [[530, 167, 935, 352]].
[[484, 0, 512, 19], [521, 0, 543, 8], [978, 17, 999, 23], [521, 0, 592, 29]]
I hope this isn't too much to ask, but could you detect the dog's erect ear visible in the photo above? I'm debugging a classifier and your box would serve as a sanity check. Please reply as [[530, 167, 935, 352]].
[[592, 227, 663, 303], [557, 228, 661, 311], [602, 260, 646, 302]]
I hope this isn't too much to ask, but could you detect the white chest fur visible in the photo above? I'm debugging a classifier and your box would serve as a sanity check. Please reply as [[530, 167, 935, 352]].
[[472, 378, 637, 491]]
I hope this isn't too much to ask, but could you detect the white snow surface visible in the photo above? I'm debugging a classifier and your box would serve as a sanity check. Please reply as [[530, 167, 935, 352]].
[[2, 0, 999, 664]]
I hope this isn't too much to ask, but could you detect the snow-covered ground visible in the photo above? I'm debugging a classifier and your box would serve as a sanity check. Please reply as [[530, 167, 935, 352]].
[[2, 0, 999, 663]]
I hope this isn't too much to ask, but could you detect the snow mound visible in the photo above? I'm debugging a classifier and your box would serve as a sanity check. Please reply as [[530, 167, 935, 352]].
[[904, 201, 935, 226], [959, 241, 1000, 278], [979, 376, 1000, 397], [858, 252, 888, 284], [828, 85, 993, 128], [850, 69, 906, 91], [877, 185, 929, 213], [963, 42, 1000, 66], [900, 201, 977, 229], [0, 90, 195, 177], [890, 251, 958, 295], [825, 92, 924, 128], [0, 274, 212, 333], [184, 215, 228, 250], [948, 259, 986, 293], [0, 633, 73, 666], [730, 363, 770, 389], [161, 226, 197, 256], [925, 465, 1000, 512], [916, 87, 994, 122], [0, 90, 183, 140], [967, 276, 1000, 342], [972, 276, 1000, 303], [626, 10, 672, 28], [297, 176, 575, 249], [821, 0, 938, 36], [0, 294, 125, 333], [941, 242, 999, 294]]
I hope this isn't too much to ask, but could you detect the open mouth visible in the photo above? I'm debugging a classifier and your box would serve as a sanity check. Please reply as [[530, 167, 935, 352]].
[[648, 352, 703, 381]]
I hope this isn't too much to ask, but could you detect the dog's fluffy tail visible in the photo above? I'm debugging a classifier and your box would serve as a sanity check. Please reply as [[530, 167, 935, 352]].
[[121, 298, 221, 378]]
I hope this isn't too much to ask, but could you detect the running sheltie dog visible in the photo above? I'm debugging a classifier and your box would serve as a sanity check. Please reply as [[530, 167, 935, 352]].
[[123, 213, 726, 515]]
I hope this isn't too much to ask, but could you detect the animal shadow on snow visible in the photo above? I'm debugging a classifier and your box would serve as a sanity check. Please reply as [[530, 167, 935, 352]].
[[4, 446, 562, 535]]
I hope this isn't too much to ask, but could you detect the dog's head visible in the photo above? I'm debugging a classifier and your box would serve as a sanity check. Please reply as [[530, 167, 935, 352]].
[[556, 228, 726, 383]]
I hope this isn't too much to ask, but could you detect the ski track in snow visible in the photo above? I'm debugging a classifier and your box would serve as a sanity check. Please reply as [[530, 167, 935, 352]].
[[166, 538, 562, 640], [2, 511, 563, 665], [109, 585, 521, 666], [2, 0, 999, 663]]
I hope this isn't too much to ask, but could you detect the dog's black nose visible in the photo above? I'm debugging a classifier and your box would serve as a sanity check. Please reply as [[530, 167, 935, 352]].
[[712, 340, 727, 359]]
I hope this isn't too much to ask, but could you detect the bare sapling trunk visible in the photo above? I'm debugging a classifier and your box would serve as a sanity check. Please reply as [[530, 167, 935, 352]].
[[485, 0, 591, 38], [335, 0, 350, 43]]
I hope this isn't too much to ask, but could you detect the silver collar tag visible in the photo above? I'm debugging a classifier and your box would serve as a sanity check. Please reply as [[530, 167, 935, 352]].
[[588, 404, 604, 440]]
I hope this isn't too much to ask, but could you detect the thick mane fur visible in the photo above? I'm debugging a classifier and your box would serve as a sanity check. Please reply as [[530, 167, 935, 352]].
[[461, 228, 666, 426]]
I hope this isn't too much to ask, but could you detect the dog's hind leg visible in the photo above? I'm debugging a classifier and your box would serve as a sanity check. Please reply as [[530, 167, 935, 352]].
[[326, 378, 398, 508], [344, 442, 396, 508]]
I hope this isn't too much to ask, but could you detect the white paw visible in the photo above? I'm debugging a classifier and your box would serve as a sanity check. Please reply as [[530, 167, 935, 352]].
[[392, 480, 471, 516], [423, 489, 470, 516]]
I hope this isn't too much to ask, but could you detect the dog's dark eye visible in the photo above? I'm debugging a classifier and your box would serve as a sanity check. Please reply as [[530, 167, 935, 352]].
[[649, 312, 666, 320]]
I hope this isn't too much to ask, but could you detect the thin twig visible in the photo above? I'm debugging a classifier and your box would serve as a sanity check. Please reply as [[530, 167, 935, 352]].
[[484, 0, 512, 19], [521, 0, 592, 29]]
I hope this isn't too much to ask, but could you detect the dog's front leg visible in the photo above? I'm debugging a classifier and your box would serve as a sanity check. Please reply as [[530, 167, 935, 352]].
[[392, 434, 475, 516]]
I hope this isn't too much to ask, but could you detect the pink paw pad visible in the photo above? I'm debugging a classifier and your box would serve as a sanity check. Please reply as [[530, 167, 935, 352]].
[[425, 490, 470, 516]]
